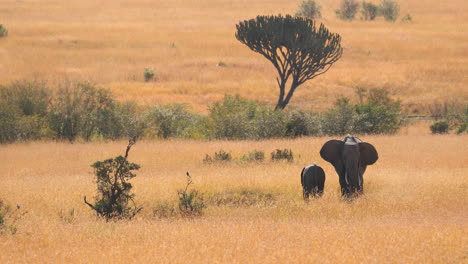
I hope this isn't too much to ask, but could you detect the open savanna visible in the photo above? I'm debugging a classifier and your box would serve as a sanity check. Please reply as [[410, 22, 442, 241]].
[[0, 132, 466, 263], [0, 0, 467, 113]]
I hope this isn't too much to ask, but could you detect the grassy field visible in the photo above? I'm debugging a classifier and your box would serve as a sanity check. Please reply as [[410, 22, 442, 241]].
[[0, 0, 467, 262], [0, 0, 467, 113], [0, 127, 466, 262]]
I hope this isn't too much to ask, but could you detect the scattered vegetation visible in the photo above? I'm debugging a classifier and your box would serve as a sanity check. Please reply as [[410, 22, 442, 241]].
[[296, 0, 322, 19], [240, 150, 265, 162], [361, 1, 379, 20], [84, 137, 143, 220], [203, 150, 232, 163], [0, 81, 432, 143], [271, 149, 294, 162], [379, 0, 400, 21], [336, 0, 359, 20], [144, 68, 155, 82], [0, 24, 7, 37], [430, 120, 449, 134]]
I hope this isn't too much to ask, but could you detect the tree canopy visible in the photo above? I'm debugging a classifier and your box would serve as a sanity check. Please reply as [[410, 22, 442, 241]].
[[236, 15, 343, 110]]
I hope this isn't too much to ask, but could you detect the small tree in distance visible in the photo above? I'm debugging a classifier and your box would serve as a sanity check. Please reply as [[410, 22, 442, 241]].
[[236, 15, 342, 110]]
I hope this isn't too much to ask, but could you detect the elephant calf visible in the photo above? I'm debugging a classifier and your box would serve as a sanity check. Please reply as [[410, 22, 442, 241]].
[[301, 164, 325, 200]]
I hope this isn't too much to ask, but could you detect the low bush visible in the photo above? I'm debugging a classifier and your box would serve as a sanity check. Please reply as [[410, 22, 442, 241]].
[[144, 68, 155, 82], [207, 94, 257, 139], [240, 150, 265, 162], [321, 97, 355, 135], [271, 149, 294, 162], [252, 106, 287, 139], [456, 123, 467, 134], [177, 172, 205, 217], [430, 120, 449, 134], [84, 138, 142, 220], [322, 88, 402, 135], [146, 104, 201, 139], [379, 0, 400, 21], [336, 0, 359, 20], [361, 1, 379, 20], [48, 82, 115, 142], [296, 0, 322, 19], [0, 24, 7, 37], [203, 150, 232, 163]]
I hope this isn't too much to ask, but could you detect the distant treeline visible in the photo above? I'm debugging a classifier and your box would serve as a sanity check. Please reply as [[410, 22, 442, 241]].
[[0, 81, 405, 143]]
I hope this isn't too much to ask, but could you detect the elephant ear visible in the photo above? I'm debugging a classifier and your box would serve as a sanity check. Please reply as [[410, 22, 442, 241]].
[[320, 140, 344, 164], [359, 142, 378, 165]]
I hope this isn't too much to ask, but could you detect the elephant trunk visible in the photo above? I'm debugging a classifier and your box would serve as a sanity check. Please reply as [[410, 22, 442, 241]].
[[345, 158, 360, 191]]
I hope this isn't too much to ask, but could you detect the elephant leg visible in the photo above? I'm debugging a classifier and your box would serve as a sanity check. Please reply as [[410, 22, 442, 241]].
[[358, 165, 367, 194], [303, 189, 309, 201]]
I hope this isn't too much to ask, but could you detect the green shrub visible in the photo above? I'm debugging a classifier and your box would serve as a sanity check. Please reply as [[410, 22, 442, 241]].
[[336, 0, 359, 20], [379, 0, 399, 21], [252, 106, 287, 139], [286, 110, 321, 137], [456, 123, 467, 134], [84, 138, 142, 220], [107, 101, 146, 139], [207, 95, 257, 139], [177, 172, 205, 217], [48, 82, 115, 141], [0, 101, 20, 143], [271, 149, 294, 162], [321, 97, 355, 135], [430, 120, 449, 134], [206, 188, 276, 207], [296, 0, 322, 19], [146, 104, 200, 139], [353, 88, 402, 134], [0, 24, 7, 37], [0, 81, 50, 117], [203, 150, 232, 163], [361, 1, 379, 20], [240, 150, 265, 162], [144, 68, 155, 82], [217, 61, 227, 67]]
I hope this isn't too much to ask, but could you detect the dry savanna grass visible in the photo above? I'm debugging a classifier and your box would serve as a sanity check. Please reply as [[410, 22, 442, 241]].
[[0, 133, 466, 263], [0, 0, 467, 113]]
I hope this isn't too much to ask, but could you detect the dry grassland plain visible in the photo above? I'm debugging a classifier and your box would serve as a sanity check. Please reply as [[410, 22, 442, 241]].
[[0, 127, 467, 263], [0, 0, 467, 113], [0, 0, 467, 263]]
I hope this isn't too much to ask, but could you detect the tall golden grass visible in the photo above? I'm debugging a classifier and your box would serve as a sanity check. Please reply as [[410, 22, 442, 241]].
[[0, 132, 466, 262], [0, 0, 467, 112]]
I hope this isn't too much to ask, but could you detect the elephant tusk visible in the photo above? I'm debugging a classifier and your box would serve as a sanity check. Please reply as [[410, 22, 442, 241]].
[[358, 174, 362, 188], [345, 171, 349, 185]]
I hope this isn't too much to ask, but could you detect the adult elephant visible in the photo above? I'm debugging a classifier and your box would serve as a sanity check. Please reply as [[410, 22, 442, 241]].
[[320, 135, 378, 197]]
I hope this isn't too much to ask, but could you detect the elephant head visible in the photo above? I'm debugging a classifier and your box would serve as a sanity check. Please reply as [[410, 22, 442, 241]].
[[320, 135, 378, 197]]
